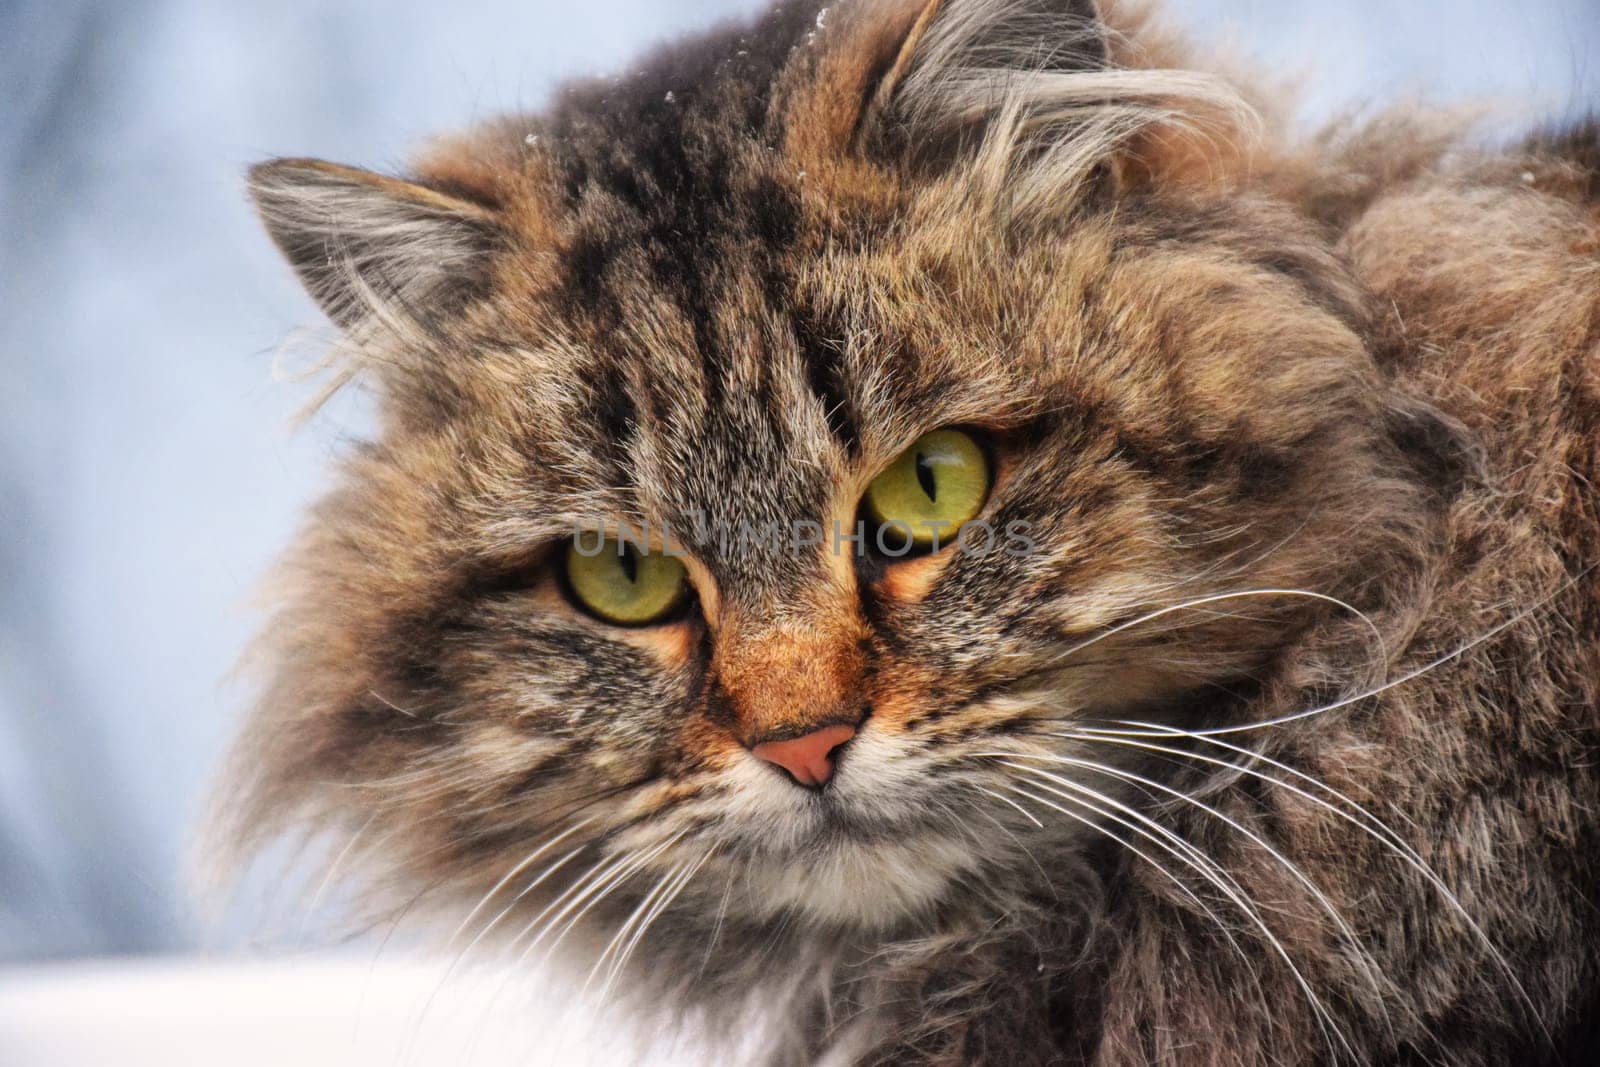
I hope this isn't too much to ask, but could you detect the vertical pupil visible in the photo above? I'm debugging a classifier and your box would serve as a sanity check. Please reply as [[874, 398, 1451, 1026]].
[[619, 543, 639, 584], [915, 452, 938, 502]]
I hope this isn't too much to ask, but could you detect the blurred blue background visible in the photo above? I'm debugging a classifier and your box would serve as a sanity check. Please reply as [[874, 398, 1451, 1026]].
[[2, 0, 1595, 963]]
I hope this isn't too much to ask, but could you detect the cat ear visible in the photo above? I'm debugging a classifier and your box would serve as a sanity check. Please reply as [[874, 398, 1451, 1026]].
[[248, 158, 503, 329], [867, 0, 1110, 126], [838, 0, 1111, 164], [808, 0, 1248, 214]]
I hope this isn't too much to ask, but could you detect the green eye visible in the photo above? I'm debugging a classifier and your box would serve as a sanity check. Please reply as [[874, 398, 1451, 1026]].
[[565, 536, 690, 625], [864, 428, 991, 547]]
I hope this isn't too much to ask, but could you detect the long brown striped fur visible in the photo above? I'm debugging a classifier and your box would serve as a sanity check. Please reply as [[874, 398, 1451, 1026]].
[[223, 1, 1600, 1062]]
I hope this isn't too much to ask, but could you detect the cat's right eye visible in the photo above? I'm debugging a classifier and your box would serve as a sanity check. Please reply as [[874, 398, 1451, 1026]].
[[563, 536, 690, 626]]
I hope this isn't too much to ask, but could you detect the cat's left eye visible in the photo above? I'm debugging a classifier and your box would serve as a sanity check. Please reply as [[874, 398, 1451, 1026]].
[[564, 536, 690, 626], [863, 428, 991, 550]]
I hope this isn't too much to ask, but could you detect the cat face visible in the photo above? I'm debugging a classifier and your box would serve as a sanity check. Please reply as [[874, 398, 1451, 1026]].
[[234, 0, 1451, 945]]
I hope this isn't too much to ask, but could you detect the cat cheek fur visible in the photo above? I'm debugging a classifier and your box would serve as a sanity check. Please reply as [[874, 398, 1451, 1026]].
[[220, 1, 1600, 1064]]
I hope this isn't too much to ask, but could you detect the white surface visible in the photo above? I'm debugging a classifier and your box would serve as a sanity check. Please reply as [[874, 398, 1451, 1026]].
[[0, 955, 697, 1066]]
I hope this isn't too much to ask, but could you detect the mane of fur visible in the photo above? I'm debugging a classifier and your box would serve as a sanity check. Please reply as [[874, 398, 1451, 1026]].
[[220, 3, 1600, 1064]]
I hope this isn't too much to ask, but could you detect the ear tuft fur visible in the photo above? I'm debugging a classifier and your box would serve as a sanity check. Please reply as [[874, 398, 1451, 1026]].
[[248, 159, 504, 329], [853, 0, 1258, 221]]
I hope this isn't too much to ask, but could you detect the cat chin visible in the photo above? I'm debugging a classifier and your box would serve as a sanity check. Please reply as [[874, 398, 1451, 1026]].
[[734, 831, 982, 931]]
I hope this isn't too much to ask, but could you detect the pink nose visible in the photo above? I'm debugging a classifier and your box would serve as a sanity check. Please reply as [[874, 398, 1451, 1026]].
[[750, 724, 858, 787]]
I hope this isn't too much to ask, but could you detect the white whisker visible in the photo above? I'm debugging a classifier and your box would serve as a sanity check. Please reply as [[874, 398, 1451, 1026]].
[[519, 829, 689, 969], [975, 784, 1045, 829], [585, 858, 685, 995], [1105, 566, 1595, 739], [1070, 587, 1385, 664], [999, 770, 1358, 1064], [694, 877, 736, 985], [445, 819, 594, 949], [1000, 753, 1390, 1009], [598, 846, 715, 1001], [997, 778, 1327, 1058], [1066, 722, 1550, 1041]]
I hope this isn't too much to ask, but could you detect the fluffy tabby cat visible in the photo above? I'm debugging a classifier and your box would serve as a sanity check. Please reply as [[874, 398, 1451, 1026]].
[[225, 0, 1600, 1062]]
